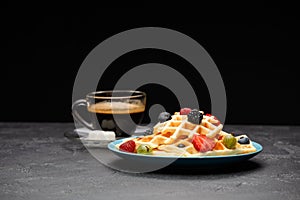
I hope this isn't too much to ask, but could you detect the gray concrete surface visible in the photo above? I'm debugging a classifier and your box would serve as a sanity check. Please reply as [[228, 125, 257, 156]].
[[0, 123, 299, 200]]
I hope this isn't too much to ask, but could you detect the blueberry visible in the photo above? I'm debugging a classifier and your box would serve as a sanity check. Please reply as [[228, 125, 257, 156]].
[[158, 112, 171, 123], [238, 136, 250, 144], [144, 128, 153, 135], [177, 144, 185, 148], [187, 109, 203, 124]]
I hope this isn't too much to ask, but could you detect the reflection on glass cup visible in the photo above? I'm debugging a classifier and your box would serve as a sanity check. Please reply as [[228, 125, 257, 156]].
[[72, 90, 146, 137]]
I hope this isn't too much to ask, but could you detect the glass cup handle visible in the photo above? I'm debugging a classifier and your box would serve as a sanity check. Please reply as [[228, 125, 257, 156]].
[[72, 99, 94, 130]]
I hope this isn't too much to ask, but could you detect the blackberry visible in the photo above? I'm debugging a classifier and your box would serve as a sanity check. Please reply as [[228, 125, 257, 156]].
[[187, 109, 203, 124]]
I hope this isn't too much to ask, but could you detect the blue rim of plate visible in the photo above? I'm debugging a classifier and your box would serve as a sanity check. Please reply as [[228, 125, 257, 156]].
[[107, 137, 263, 159]]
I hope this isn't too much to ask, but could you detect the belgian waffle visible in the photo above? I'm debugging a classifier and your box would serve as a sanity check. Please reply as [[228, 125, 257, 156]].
[[116, 112, 257, 156]]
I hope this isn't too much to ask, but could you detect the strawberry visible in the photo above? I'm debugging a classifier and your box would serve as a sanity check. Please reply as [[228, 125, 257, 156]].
[[212, 116, 221, 126], [218, 134, 224, 140], [206, 113, 221, 126], [192, 134, 216, 153], [119, 140, 136, 153], [180, 108, 192, 115]]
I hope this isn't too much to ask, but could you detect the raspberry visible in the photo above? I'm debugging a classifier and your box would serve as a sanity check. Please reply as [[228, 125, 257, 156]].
[[180, 108, 192, 115], [119, 140, 136, 153]]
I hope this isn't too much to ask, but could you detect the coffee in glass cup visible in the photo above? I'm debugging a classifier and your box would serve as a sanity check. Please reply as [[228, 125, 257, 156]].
[[72, 90, 146, 137]]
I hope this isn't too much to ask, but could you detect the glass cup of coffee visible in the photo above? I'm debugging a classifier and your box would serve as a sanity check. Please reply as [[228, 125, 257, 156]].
[[72, 90, 146, 137]]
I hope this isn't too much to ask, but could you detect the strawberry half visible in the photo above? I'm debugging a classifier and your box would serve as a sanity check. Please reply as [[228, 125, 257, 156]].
[[192, 134, 216, 153], [119, 140, 136, 153], [206, 113, 221, 126]]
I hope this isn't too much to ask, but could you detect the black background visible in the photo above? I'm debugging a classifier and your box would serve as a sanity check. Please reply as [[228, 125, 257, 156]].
[[2, 7, 299, 125]]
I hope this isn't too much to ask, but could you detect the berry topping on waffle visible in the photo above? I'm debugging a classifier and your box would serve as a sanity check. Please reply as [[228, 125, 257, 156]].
[[116, 110, 257, 156]]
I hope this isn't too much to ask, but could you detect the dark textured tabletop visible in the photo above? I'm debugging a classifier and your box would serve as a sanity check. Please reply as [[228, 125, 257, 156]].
[[0, 123, 299, 200]]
